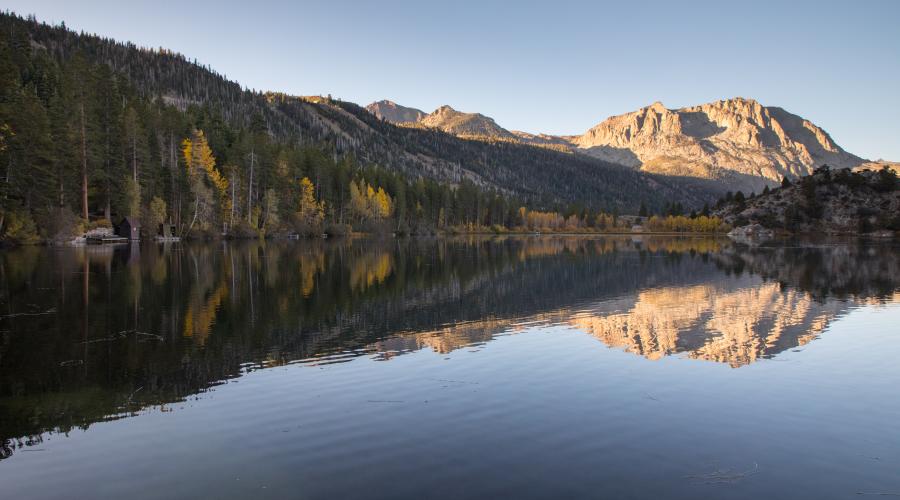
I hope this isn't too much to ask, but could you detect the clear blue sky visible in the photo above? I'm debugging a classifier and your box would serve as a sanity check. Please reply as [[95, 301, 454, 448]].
[[6, 0, 900, 160]]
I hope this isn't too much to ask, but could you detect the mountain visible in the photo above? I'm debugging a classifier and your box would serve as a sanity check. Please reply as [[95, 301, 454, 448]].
[[367, 102, 516, 139], [572, 98, 866, 192], [509, 131, 574, 148], [365, 101, 566, 146], [365, 97, 869, 194], [365, 100, 425, 123], [414, 105, 517, 140]]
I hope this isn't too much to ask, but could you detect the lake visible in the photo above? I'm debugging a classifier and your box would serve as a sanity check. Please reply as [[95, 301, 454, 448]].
[[0, 236, 898, 499]]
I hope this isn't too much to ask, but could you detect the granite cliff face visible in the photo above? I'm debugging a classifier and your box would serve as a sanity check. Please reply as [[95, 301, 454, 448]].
[[573, 98, 865, 192], [367, 97, 871, 194], [416, 105, 517, 139], [365, 100, 425, 123], [369, 102, 516, 139], [367, 101, 567, 146]]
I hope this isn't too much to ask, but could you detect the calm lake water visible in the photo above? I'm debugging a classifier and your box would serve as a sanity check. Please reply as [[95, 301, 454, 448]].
[[0, 236, 898, 499]]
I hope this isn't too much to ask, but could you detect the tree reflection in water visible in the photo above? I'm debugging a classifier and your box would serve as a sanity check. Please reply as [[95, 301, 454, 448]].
[[0, 236, 897, 457]]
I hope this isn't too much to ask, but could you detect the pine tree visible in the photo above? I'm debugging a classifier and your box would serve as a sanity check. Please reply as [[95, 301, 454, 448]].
[[93, 64, 124, 220], [66, 53, 97, 220]]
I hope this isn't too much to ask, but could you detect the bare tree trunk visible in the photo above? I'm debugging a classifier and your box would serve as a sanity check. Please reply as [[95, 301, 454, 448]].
[[80, 102, 89, 220], [262, 191, 270, 230], [131, 135, 138, 218], [0, 156, 9, 232], [104, 120, 111, 221], [230, 168, 236, 229], [247, 147, 254, 224], [170, 133, 180, 230], [132, 135, 137, 182], [184, 197, 199, 238]]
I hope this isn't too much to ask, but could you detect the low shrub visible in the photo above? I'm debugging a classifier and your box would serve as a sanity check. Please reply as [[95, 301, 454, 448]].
[[228, 221, 260, 239], [38, 207, 84, 243], [2, 210, 40, 244], [324, 223, 351, 237]]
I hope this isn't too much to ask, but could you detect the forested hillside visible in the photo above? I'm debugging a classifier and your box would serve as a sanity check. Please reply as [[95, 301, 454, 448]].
[[0, 12, 712, 243]]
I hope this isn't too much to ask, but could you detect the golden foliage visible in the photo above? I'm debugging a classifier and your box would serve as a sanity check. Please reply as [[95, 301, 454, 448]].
[[182, 130, 228, 199], [523, 209, 565, 230], [297, 177, 325, 228], [181, 129, 229, 230], [645, 215, 730, 233], [349, 251, 393, 291], [349, 180, 393, 221], [183, 282, 228, 345], [298, 250, 326, 298]]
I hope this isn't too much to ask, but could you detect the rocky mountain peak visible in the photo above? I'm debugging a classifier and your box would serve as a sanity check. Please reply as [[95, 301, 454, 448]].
[[574, 97, 864, 192], [365, 100, 425, 124], [365, 95, 868, 194], [418, 105, 515, 139]]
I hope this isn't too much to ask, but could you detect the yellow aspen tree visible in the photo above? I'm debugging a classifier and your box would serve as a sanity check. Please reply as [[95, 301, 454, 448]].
[[297, 177, 325, 228], [181, 129, 228, 234], [373, 187, 393, 219], [349, 180, 369, 222], [365, 183, 377, 217]]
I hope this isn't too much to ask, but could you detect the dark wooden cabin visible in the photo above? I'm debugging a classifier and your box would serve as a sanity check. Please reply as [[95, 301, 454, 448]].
[[117, 217, 141, 240], [159, 223, 176, 238]]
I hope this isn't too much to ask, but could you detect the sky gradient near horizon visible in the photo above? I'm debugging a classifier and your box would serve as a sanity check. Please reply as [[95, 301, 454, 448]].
[[5, 0, 899, 160]]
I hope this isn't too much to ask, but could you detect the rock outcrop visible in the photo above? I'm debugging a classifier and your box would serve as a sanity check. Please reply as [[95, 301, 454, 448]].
[[365, 99, 425, 123], [367, 102, 517, 139], [416, 105, 517, 139], [727, 223, 774, 244], [573, 98, 865, 192], [715, 166, 900, 234]]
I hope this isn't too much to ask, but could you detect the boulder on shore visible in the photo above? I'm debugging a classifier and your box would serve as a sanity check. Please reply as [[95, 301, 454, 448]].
[[728, 224, 774, 244]]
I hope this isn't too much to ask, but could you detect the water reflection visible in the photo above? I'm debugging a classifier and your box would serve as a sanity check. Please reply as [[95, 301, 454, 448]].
[[0, 236, 897, 458], [571, 282, 846, 367]]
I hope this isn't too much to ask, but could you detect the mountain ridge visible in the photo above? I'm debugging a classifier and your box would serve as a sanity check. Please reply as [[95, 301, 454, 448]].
[[573, 97, 865, 192], [417, 105, 516, 139], [365, 100, 425, 123], [367, 97, 872, 193]]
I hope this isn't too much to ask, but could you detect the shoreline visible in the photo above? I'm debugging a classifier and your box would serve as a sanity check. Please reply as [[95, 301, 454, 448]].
[[4, 230, 896, 249]]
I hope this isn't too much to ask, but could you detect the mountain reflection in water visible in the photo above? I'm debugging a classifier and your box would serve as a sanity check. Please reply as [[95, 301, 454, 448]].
[[0, 236, 897, 459]]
